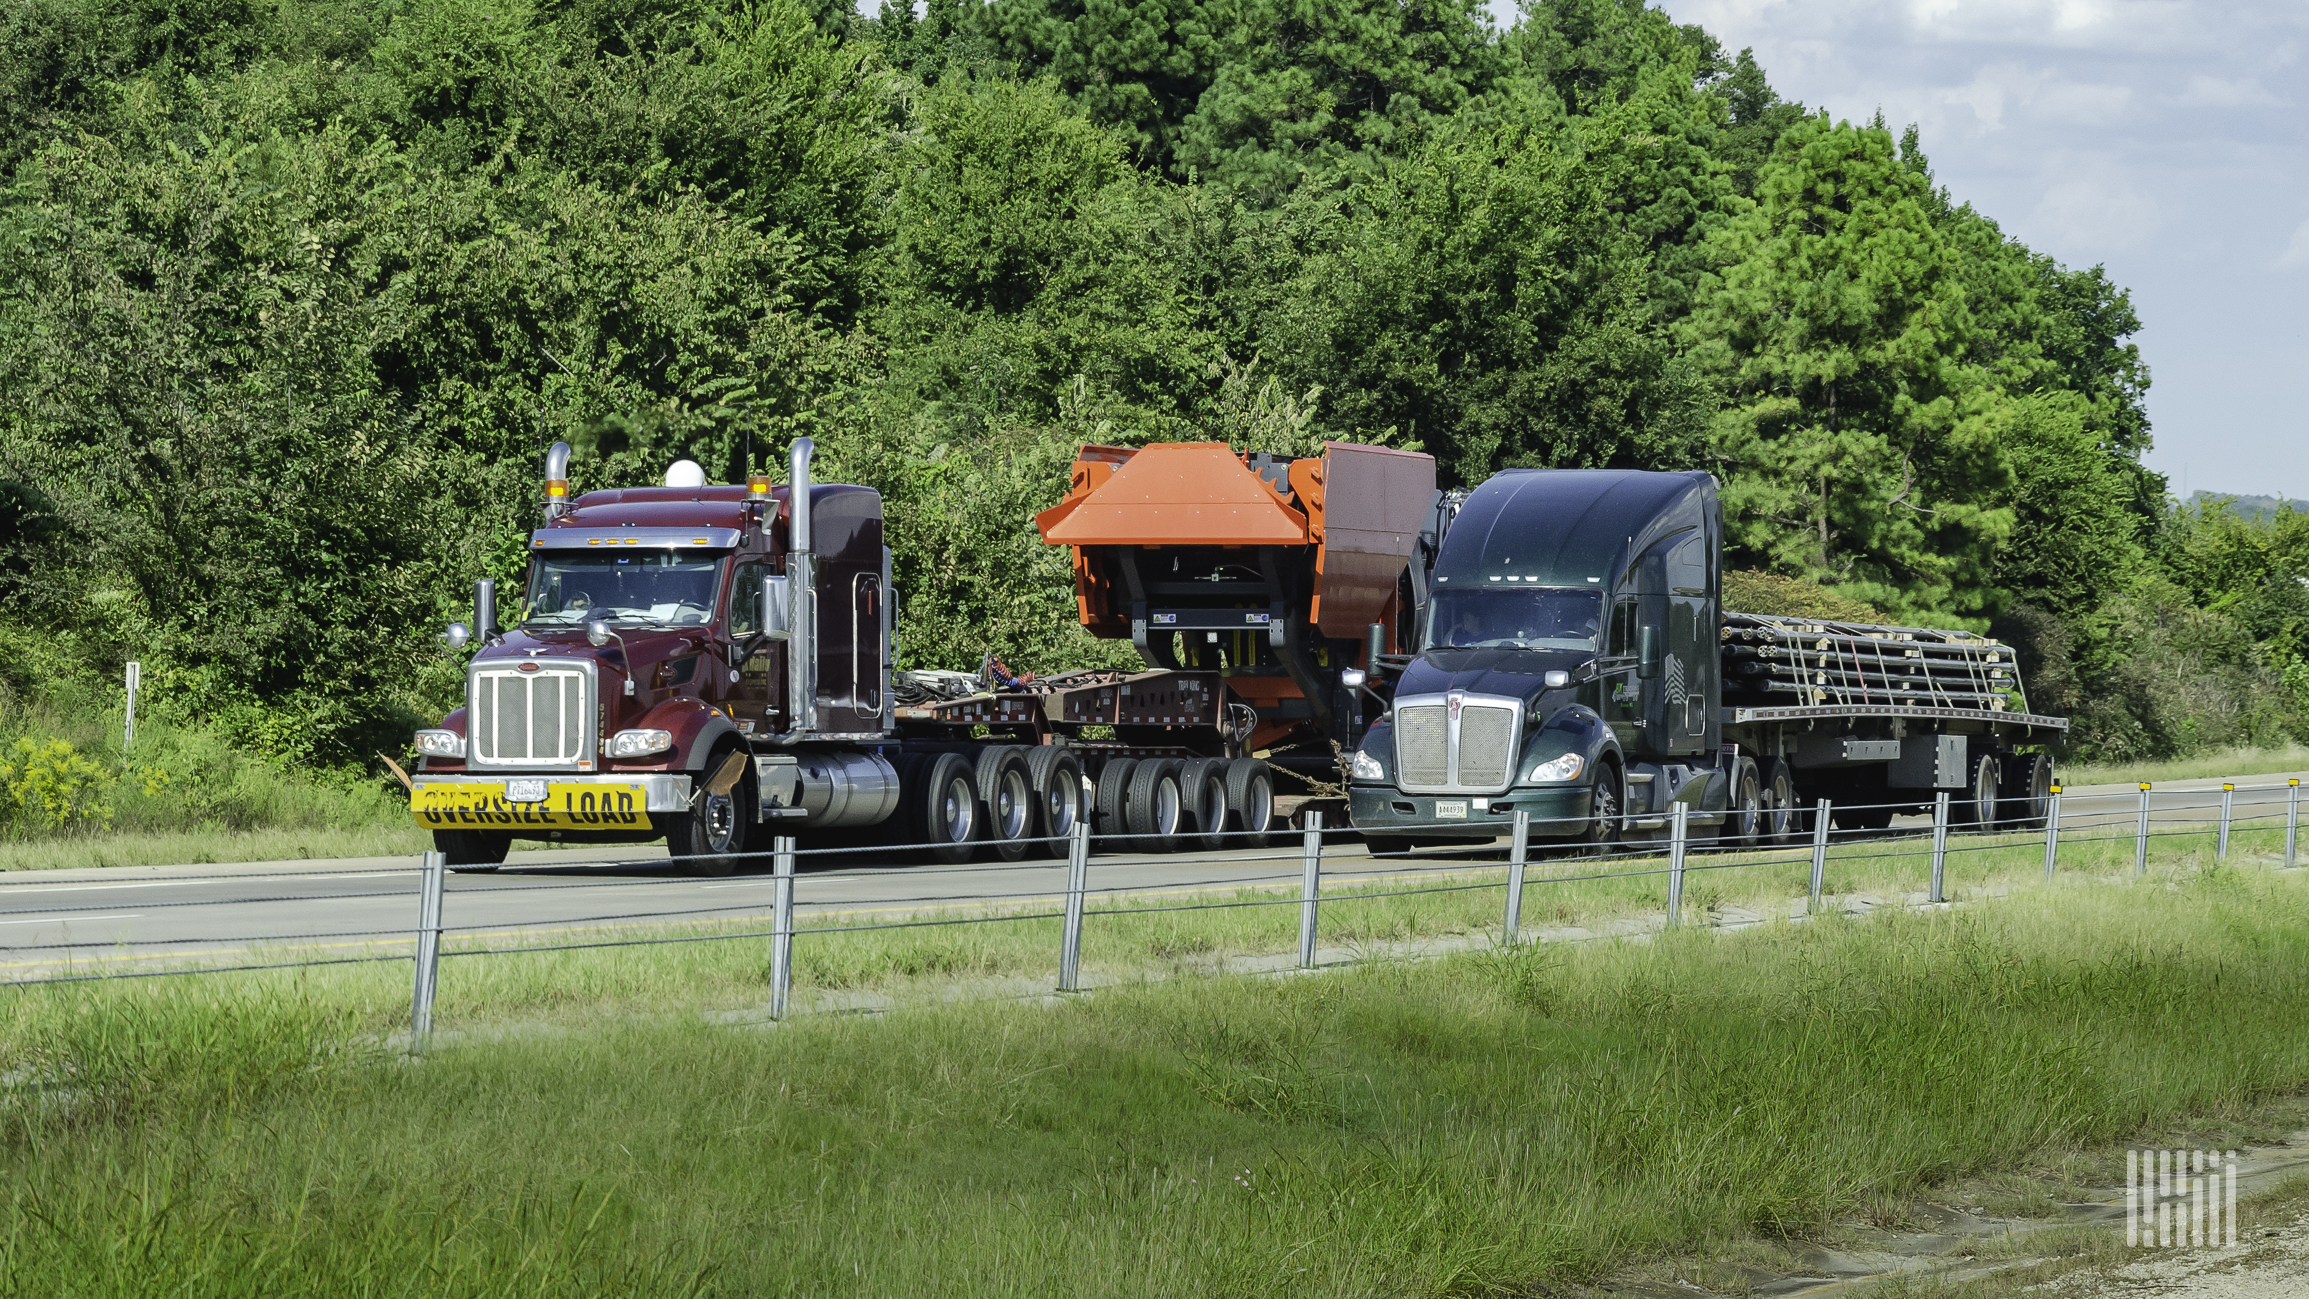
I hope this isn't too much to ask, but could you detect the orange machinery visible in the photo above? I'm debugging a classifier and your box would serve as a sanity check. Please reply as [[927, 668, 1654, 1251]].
[[1034, 440, 1436, 757]]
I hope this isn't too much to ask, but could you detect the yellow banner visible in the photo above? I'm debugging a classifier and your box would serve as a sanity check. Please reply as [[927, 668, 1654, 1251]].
[[412, 782, 655, 830]]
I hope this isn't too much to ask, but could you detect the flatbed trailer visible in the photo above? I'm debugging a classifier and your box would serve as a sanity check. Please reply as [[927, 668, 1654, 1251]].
[[1343, 468, 2068, 848]]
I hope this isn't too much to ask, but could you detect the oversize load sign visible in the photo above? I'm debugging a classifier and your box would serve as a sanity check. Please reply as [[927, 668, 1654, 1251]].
[[412, 783, 652, 829]]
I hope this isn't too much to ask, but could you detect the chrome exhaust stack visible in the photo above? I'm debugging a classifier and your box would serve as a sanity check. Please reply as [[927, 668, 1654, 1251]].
[[543, 441, 572, 520], [784, 438, 817, 737]]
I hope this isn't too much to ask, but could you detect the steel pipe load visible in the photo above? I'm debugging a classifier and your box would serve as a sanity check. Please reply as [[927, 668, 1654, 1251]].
[[1720, 611, 2027, 713]]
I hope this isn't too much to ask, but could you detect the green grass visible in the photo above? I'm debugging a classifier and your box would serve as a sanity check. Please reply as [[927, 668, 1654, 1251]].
[[2060, 742, 2309, 788], [4, 868, 2308, 1296]]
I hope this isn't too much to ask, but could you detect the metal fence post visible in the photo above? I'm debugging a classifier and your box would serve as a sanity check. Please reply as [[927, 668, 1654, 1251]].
[[410, 849, 445, 1052], [1502, 810, 1530, 946], [123, 661, 140, 753], [2287, 780, 2300, 871], [1297, 812, 1324, 969], [2043, 786, 2062, 882], [2137, 783, 2152, 877], [770, 835, 796, 1019], [1809, 799, 1831, 916], [1058, 820, 1090, 991], [2218, 783, 2234, 862], [1930, 791, 1949, 904], [1666, 802, 1688, 927]]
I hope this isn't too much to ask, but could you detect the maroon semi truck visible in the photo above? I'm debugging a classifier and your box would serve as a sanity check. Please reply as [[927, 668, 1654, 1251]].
[[406, 439, 1399, 873]]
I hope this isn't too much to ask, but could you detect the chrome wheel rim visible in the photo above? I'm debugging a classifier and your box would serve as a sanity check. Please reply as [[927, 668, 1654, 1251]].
[[1245, 780, 1271, 833], [1155, 777, 1180, 835], [1046, 773, 1080, 837], [941, 778, 975, 843], [702, 790, 738, 851], [998, 770, 1030, 840]]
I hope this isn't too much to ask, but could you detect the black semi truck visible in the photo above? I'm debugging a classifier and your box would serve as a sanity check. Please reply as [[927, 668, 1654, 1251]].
[[1345, 469, 2066, 850]]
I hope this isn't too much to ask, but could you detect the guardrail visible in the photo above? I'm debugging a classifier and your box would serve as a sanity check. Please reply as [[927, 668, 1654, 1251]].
[[1, 776, 2302, 1053]]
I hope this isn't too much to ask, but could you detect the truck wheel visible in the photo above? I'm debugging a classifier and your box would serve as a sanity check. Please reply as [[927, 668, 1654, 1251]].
[[1725, 758, 1764, 849], [2000, 752, 2054, 828], [1178, 757, 1230, 853], [666, 743, 751, 877], [1571, 763, 1623, 855], [434, 829, 510, 873], [1026, 747, 1086, 853], [974, 746, 1035, 862], [1093, 758, 1138, 847], [1222, 757, 1274, 849], [909, 750, 980, 865], [1125, 758, 1184, 852], [1957, 754, 2000, 828], [1758, 758, 1797, 844]]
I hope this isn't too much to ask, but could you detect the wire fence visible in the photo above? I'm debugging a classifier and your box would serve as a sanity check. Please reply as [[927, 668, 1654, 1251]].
[[1, 775, 2302, 1049]]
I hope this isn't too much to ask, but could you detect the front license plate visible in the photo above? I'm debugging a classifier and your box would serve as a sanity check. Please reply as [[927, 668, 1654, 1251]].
[[411, 782, 653, 830], [1434, 800, 1468, 820]]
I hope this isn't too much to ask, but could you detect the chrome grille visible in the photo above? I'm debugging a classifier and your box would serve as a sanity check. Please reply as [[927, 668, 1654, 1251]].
[[1456, 705, 1515, 788], [470, 665, 593, 768], [1391, 692, 1523, 795], [1396, 706, 1449, 787]]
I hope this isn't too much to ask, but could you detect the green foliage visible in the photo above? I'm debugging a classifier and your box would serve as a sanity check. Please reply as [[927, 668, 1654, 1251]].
[[0, 736, 113, 835], [1721, 569, 1885, 623], [1684, 118, 2015, 623], [0, 0, 2276, 780]]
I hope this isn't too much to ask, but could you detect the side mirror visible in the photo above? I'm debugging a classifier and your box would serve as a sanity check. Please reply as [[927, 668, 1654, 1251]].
[[760, 574, 791, 640], [1637, 625, 1661, 680], [441, 622, 471, 650], [585, 616, 612, 648], [1341, 668, 1367, 689]]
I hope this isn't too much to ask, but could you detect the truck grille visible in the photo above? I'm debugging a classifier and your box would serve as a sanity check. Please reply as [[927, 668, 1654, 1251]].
[[1396, 705, 1449, 787], [1391, 693, 1522, 795], [470, 664, 593, 768]]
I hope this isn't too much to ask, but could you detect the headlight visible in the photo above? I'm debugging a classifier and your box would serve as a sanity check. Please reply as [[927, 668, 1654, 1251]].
[[1350, 748, 1386, 781], [413, 729, 465, 758], [1529, 753, 1583, 783], [606, 728, 674, 758]]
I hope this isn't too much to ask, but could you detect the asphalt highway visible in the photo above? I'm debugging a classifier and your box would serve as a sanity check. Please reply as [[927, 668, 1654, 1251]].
[[0, 772, 2296, 980]]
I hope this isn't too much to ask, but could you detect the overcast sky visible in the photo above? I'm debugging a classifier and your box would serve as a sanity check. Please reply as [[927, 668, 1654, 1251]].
[[1495, 0, 2309, 502]]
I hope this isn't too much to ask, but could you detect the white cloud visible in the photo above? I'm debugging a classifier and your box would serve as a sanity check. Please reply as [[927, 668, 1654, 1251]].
[[2280, 219, 2309, 270], [2028, 158, 2162, 254]]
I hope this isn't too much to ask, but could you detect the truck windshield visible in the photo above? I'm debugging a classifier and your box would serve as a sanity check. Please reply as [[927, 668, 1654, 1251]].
[[523, 551, 726, 628], [1423, 588, 1603, 651]]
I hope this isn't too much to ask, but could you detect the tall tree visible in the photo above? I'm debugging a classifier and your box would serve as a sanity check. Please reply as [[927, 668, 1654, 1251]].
[[1682, 118, 2014, 621]]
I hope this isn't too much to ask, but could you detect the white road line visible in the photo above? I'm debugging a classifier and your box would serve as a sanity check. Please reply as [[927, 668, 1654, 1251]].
[[0, 872, 416, 896], [0, 913, 140, 925]]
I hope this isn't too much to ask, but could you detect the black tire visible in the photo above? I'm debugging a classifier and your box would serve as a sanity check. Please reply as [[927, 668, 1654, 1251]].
[[1093, 758, 1138, 845], [2000, 752, 2053, 829], [974, 746, 1035, 862], [1026, 747, 1086, 854], [1725, 758, 1764, 849], [665, 743, 752, 877], [905, 750, 980, 865], [1222, 757, 1275, 849], [434, 829, 509, 873], [1177, 757, 1230, 853], [1125, 758, 1185, 852], [1758, 758, 1797, 845], [1571, 762, 1623, 854], [1955, 753, 2000, 828]]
